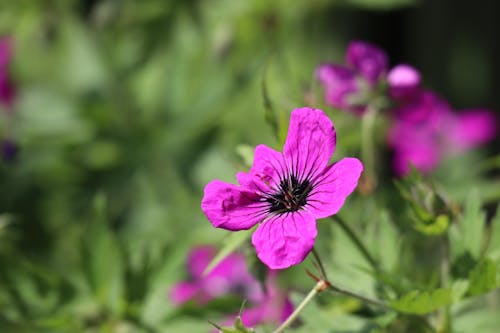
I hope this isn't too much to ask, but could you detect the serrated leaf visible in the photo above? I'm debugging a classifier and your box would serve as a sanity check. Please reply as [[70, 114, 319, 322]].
[[203, 228, 254, 276], [467, 258, 498, 297], [461, 189, 486, 258], [390, 288, 453, 314]]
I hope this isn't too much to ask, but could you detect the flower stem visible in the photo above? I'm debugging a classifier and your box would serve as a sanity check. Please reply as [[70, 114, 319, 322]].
[[438, 236, 452, 333], [331, 215, 379, 272], [361, 105, 378, 190], [327, 283, 392, 311], [273, 280, 326, 333]]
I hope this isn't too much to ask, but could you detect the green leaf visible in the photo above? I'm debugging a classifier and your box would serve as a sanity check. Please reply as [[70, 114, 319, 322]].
[[390, 288, 453, 315], [486, 204, 500, 260], [461, 189, 486, 258], [467, 258, 498, 297], [81, 193, 124, 314], [370, 210, 399, 270], [203, 228, 254, 276], [413, 214, 449, 236], [17, 88, 93, 145], [261, 60, 279, 141], [235, 144, 255, 168]]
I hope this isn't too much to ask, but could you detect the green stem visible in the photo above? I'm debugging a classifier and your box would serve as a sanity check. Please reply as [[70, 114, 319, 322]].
[[273, 280, 325, 333], [439, 236, 452, 333], [311, 247, 328, 279], [331, 215, 379, 272], [327, 283, 392, 311], [361, 105, 378, 187]]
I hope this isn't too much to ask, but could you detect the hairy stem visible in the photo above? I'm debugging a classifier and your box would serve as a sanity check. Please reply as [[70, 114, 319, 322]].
[[273, 280, 326, 333]]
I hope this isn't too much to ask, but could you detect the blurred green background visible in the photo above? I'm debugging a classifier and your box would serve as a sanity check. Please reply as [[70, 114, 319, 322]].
[[0, 0, 499, 332]]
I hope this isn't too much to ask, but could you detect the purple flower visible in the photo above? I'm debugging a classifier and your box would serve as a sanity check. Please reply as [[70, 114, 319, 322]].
[[316, 41, 387, 112], [218, 271, 293, 331], [239, 271, 293, 327], [448, 109, 498, 151], [387, 64, 421, 101], [0, 36, 15, 109], [170, 245, 263, 305], [316, 64, 360, 111], [389, 90, 498, 175], [346, 40, 388, 84], [201, 107, 363, 269]]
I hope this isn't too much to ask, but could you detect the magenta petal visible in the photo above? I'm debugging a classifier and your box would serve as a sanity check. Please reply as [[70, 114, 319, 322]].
[[170, 282, 200, 305], [307, 157, 363, 219], [346, 40, 388, 84], [252, 212, 317, 269], [449, 109, 498, 151], [387, 64, 421, 101], [209, 252, 265, 302], [237, 144, 287, 194], [394, 90, 452, 125], [280, 298, 294, 322], [187, 245, 215, 278], [283, 108, 336, 182], [240, 307, 265, 327], [201, 180, 265, 231], [0, 75, 15, 108], [393, 145, 440, 176], [316, 64, 359, 109]]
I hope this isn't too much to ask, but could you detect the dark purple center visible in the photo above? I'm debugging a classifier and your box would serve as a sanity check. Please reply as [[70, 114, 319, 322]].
[[266, 175, 312, 214]]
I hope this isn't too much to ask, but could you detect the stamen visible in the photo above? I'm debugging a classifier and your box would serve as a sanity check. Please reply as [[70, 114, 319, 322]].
[[266, 175, 313, 214]]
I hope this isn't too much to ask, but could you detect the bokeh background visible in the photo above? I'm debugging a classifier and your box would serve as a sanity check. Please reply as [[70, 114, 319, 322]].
[[0, 0, 499, 332]]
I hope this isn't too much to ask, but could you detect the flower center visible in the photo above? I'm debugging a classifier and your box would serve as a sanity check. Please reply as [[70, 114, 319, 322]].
[[267, 175, 312, 214]]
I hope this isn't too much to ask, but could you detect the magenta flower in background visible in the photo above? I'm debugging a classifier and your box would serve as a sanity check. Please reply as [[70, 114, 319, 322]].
[[387, 64, 421, 101], [448, 109, 498, 152], [218, 271, 293, 331], [389, 90, 498, 176], [201, 107, 363, 269], [0, 36, 15, 109], [0, 36, 17, 163], [316, 64, 361, 112], [170, 245, 263, 305], [316, 40, 387, 112], [346, 40, 388, 84], [239, 271, 293, 328]]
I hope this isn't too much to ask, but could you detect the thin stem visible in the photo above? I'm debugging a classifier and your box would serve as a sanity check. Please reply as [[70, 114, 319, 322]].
[[273, 280, 326, 333], [331, 215, 379, 272], [438, 236, 451, 333], [311, 247, 328, 279], [361, 105, 378, 188], [328, 282, 436, 332], [327, 283, 392, 311]]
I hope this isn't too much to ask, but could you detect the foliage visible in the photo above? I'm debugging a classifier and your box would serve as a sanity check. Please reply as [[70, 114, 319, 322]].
[[0, 0, 499, 332]]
